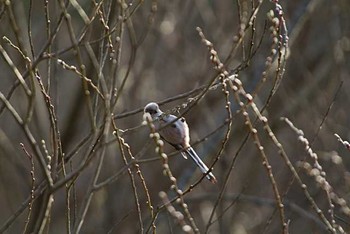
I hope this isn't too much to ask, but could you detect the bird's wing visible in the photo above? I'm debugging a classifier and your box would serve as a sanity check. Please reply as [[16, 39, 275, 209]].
[[159, 114, 187, 146], [158, 135, 188, 159]]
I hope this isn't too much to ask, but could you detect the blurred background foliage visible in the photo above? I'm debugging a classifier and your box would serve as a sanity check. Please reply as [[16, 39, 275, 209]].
[[0, 0, 349, 233]]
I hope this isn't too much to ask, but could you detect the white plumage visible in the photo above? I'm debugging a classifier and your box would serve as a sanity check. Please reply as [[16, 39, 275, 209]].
[[144, 102, 217, 183]]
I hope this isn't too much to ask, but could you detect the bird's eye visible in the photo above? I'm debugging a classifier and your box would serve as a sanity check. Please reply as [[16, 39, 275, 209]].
[[180, 117, 185, 122], [146, 109, 154, 114]]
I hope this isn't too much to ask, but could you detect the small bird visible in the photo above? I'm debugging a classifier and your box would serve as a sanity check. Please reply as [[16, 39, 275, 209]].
[[144, 102, 217, 183]]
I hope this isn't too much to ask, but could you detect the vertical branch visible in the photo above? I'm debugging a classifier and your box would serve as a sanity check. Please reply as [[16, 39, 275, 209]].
[[20, 143, 35, 234], [224, 0, 265, 65], [4, 1, 36, 123], [113, 0, 137, 106], [232, 84, 287, 232], [73, 146, 107, 233], [27, 0, 35, 59], [112, 121, 156, 233], [44, 0, 52, 91], [197, 26, 287, 232], [268, 2, 289, 96], [114, 129, 144, 233], [273, 1, 289, 91], [35, 73, 63, 180], [36, 194, 54, 233], [110, 2, 125, 110], [74, 65, 112, 233], [4, 0, 28, 56], [58, 0, 96, 132], [195, 28, 237, 232], [0, 91, 53, 187]]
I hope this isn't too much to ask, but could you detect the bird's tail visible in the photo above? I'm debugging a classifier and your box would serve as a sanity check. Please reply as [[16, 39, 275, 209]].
[[185, 147, 217, 183]]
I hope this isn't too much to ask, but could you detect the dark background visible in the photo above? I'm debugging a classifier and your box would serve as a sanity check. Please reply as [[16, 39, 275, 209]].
[[0, 0, 349, 233]]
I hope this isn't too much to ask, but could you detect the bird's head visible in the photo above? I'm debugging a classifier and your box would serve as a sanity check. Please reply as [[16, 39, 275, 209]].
[[144, 102, 162, 119]]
